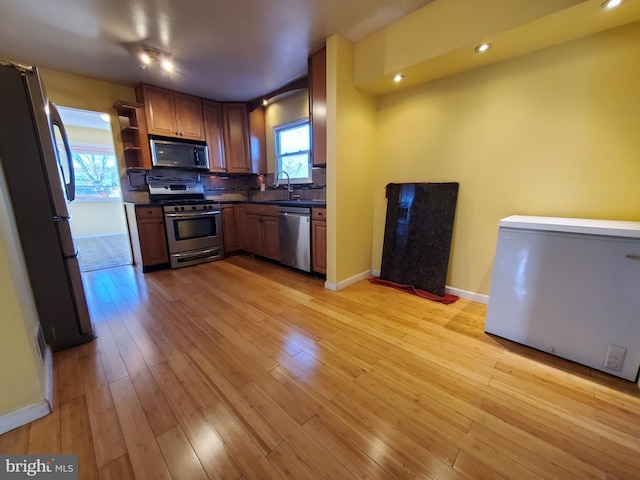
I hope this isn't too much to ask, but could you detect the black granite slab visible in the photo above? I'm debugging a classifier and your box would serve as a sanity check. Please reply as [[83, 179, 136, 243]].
[[380, 182, 459, 297]]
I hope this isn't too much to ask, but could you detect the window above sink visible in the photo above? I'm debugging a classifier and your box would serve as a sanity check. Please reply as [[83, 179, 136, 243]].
[[274, 117, 311, 184]]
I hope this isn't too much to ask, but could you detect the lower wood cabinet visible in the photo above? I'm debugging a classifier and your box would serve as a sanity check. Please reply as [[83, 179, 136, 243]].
[[125, 204, 169, 270], [245, 204, 279, 261], [221, 204, 241, 253], [312, 207, 327, 274]]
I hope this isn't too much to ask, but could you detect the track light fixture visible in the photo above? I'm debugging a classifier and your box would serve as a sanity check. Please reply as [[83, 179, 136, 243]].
[[139, 45, 174, 73]]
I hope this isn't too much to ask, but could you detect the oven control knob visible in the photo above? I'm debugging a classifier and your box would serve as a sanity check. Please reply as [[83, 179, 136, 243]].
[[180, 206, 185, 211], [192, 206, 196, 210]]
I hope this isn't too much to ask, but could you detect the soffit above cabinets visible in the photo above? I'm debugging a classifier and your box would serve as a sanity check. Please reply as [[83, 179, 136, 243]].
[[354, 0, 640, 95]]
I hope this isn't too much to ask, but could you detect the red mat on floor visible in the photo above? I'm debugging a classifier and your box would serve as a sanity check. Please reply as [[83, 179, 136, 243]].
[[369, 277, 459, 305]]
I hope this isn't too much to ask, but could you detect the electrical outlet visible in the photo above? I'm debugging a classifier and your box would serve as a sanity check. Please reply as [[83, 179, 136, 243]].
[[604, 344, 626, 372]]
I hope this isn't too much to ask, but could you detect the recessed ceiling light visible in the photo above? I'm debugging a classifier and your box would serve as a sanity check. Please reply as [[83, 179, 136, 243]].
[[475, 43, 491, 53], [601, 0, 623, 9], [262, 99, 268, 106], [139, 52, 152, 65], [393, 74, 404, 82]]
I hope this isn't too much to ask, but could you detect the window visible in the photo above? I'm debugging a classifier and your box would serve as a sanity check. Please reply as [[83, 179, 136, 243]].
[[274, 118, 311, 184], [68, 143, 121, 200]]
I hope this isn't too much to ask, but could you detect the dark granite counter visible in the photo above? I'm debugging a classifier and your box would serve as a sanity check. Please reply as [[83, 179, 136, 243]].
[[235, 200, 326, 208], [124, 200, 326, 208]]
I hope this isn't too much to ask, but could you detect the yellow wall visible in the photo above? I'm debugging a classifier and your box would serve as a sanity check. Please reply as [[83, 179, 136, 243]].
[[0, 167, 46, 416], [68, 201, 128, 237], [264, 90, 309, 173], [371, 22, 640, 295], [326, 34, 378, 285], [39, 68, 136, 172]]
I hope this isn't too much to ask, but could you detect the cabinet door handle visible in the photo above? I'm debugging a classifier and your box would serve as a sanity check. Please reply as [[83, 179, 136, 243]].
[[627, 254, 640, 260]]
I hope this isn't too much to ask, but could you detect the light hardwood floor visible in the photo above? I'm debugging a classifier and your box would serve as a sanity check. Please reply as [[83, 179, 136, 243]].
[[1, 255, 639, 479]]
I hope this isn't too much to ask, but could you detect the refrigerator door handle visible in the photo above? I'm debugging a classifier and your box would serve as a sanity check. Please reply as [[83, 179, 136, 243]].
[[48, 101, 76, 202]]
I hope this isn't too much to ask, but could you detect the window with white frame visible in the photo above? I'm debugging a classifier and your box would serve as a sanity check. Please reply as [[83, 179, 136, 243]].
[[66, 143, 121, 200], [274, 118, 311, 184]]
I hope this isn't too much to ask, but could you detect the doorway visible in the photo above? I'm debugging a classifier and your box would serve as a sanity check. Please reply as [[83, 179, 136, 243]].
[[57, 107, 132, 271]]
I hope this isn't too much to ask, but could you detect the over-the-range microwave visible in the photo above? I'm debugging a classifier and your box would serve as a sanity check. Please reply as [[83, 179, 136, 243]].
[[150, 136, 209, 170]]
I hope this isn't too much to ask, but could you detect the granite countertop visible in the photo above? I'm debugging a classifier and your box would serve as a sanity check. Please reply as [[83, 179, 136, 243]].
[[125, 199, 326, 208], [228, 199, 326, 208]]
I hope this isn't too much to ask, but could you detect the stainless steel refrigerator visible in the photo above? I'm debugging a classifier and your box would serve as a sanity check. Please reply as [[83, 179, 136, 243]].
[[0, 60, 93, 351]]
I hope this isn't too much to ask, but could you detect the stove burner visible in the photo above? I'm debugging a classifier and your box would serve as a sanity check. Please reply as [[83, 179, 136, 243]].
[[161, 201, 221, 213], [153, 199, 210, 206]]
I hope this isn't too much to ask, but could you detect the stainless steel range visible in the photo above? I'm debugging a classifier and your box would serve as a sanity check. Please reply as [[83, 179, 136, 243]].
[[148, 174, 224, 269]]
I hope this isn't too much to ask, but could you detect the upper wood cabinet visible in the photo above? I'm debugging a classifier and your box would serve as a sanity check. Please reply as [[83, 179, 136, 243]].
[[309, 47, 326, 167], [249, 106, 267, 175], [203, 100, 226, 172], [223, 103, 251, 173], [136, 84, 205, 141]]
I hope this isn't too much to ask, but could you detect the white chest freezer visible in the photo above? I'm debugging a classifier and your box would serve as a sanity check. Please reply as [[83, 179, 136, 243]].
[[485, 215, 640, 381]]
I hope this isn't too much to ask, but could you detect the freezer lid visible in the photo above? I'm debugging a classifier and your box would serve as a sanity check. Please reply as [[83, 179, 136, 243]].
[[499, 215, 640, 239]]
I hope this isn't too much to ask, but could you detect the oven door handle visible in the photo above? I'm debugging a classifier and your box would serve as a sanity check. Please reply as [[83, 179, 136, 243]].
[[172, 248, 222, 258], [165, 211, 220, 218]]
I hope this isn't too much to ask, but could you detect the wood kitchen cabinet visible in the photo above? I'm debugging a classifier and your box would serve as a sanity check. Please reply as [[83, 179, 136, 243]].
[[309, 47, 326, 167], [221, 204, 241, 253], [312, 207, 327, 274], [223, 103, 251, 173], [113, 100, 152, 170], [203, 100, 226, 172], [136, 84, 205, 141], [125, 204, 169, 271], [245, 204, 279, 260], [249, 106, 267, 174], [235, 203, 247, 250]]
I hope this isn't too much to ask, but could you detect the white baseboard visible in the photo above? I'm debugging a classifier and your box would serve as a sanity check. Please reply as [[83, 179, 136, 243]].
[[445, 286, 489, 304], [370, 270, 489, 304], [0, 347, 53, 435], [325, 269, 372, 291]]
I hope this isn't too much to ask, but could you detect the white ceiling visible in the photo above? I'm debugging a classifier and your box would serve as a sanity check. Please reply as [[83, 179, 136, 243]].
[[0, 0, 436, 102]]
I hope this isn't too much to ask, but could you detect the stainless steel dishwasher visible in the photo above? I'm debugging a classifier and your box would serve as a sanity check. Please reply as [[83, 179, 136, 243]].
[[278, 206, 311, 272]]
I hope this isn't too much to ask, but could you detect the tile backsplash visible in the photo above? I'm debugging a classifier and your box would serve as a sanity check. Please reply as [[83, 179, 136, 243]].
[[202, 168, 326, 202], [122, 168, 326, 204]]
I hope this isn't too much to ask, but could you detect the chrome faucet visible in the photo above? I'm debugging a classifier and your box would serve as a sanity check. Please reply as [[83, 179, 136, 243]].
[[275, 171, 292, 201]]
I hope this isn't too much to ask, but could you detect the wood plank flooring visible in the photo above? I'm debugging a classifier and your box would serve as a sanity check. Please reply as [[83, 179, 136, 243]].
[[1, 255, 639, 479]]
